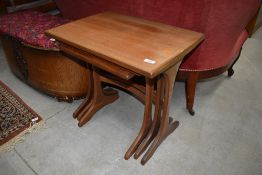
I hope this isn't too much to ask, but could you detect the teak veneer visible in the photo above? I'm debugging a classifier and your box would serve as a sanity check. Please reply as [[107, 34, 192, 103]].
[[47, 12, 204, 78], [47, 12, 204, 165]]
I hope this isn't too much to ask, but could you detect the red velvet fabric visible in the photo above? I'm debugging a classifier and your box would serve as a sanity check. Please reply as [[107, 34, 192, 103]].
[[54, 0, 260, 70], [0, 10, 70, 49]]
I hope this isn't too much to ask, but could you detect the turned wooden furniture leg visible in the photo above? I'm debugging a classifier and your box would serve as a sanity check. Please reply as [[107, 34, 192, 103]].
[[77, 66, 119, 127], [134, 77, 163, 159], [185, 72, 199, 116], [124, 78, 154, 160], [141, 64, 180, 165], [228, 48, 242, 77]]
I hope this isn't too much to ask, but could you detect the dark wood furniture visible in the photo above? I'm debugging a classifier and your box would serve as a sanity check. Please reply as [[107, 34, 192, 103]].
[[47, 12, 204, 165]]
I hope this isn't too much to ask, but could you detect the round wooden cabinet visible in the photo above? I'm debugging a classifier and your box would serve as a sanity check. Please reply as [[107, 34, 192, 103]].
[[1, 35, 89, 102]]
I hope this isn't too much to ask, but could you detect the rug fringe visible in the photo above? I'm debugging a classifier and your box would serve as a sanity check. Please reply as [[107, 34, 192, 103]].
[[0, 120, 45, 153]]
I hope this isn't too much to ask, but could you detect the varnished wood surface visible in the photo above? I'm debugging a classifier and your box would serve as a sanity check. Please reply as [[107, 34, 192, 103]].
[[47, 12, 204, 78], [47, 12, 204, 164], [60, 43, 136, 80]]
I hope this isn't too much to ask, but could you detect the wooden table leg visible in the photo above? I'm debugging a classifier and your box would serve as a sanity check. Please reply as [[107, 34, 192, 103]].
[[73, 66, 93, 119], [77, 66, 119, 127], [140, 64, 180, 165], [133, 77, 163, 159], [124, 78, 154, 160], [77, 86, 118, 121]]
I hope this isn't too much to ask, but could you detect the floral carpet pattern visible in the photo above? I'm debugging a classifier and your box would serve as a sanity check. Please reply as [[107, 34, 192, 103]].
[[0, 80, 42, 150]]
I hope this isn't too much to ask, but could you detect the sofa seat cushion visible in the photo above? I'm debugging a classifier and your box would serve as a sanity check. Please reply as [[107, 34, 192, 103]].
[[0, 10, 70, 50]]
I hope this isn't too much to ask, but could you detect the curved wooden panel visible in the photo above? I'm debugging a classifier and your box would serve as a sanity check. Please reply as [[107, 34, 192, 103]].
[[1, 35, 89, 101]]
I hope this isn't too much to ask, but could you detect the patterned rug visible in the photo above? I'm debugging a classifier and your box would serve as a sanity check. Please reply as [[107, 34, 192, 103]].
[[0, 80, 43, 151]]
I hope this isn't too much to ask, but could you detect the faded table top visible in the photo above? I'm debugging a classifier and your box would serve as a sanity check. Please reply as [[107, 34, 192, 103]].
[[47, 12, 204, 78]]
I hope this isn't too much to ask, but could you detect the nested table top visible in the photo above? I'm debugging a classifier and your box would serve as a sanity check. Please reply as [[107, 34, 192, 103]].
[[47, 12, 204, 78]]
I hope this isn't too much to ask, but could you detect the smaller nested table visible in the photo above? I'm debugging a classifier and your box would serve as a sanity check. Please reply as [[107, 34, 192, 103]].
[[47, 12, 204, 165]]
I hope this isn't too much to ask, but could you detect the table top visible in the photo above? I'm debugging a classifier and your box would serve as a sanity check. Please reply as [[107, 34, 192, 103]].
[[47, 12, 204, 78]]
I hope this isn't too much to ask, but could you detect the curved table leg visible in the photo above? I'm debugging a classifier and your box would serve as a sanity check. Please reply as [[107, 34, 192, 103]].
[[77, 67, 119, 127], [141, 64, 180, 165], [76, 99, 93, 120], [134, 77, 163, 159], [73, 95, 92, 119], [124, 78, 154, 160], [77, 86, 118, 121], [73, 66, 93, 119]]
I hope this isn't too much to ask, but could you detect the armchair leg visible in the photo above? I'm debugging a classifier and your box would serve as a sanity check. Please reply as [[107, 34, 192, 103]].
[[185, 72, 199, 115], [227, 67, 234, 77], [228, 48, 242, 77]]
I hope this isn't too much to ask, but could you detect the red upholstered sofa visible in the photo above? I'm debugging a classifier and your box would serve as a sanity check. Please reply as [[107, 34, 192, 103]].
[[54, 0, 260, 114]]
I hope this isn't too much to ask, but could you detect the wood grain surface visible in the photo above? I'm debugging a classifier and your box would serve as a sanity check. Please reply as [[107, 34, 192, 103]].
[[47, 12, 204, 78]]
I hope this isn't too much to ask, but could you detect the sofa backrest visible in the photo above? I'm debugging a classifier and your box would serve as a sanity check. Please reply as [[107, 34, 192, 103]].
[[55, 0, 260, 70], [55, 0, 207, 32], [191, 0, 259, 70]]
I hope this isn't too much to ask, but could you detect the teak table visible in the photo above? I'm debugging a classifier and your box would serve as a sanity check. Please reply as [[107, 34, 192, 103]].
[[47, 12, 204, 165]]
